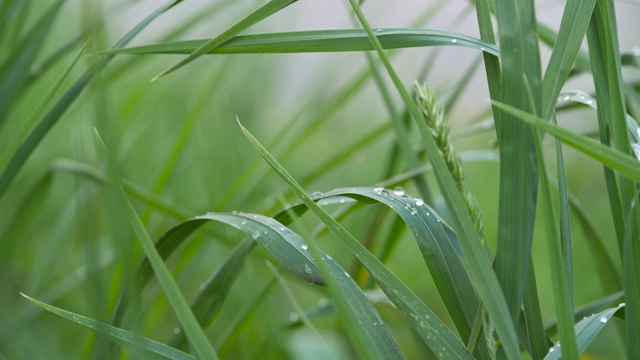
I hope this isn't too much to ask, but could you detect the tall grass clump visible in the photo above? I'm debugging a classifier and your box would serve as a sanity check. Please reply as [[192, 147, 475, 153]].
[[1, 0, 639, 358]]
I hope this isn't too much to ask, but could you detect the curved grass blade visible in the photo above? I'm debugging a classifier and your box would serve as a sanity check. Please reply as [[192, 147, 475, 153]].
[[492, 100, 640, 182], [0, 0, 64, 125], [544, 303, 625, 360], [153, 0, 298, 81], [20, 293, 194, 360], [197, 212, 404, 360], [238, 121, 474, 359], [124, 210, 404, 359], [102, 28, 500, 57], [308, 186, 490, 358], [0, 0, 182, 201]]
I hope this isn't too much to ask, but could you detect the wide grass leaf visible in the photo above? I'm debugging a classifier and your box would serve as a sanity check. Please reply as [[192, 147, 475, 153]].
[[20, 293, 194, 360], [102, 28, 499, 57]]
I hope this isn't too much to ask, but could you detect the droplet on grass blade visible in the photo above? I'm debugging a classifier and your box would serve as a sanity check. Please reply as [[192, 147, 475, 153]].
[[304, 264, 313, 274], [450, 39, 458, 44], [301, 243, 308, 250], [415, 198, 424, 206], [393, 187, 405, 196]]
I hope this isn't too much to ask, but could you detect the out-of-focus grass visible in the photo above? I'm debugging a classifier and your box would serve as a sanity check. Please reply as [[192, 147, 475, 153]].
[[1, 0, 639, 359]]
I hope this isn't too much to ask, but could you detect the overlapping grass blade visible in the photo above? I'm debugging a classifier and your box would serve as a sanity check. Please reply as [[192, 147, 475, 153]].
[[492, 101, 640, 182], [121, 209, 403, 359], [492, 0, 542, 325], [588, 3, 640, 355], [103, 28, 499, 57], [544, 303, 625, 360], [0, 0, 64, 125], [20, 293, 194, 360], [531, 126, 579, 358], [95, 131, 218, 360], [239, 121, 474, 359], [540, 0, 596, 118], [345, 1, 521, 357], [0, 0, 182, 200], [153, 0, 298, 80]]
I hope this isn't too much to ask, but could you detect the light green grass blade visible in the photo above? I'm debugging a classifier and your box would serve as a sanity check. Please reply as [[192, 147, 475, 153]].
[[492, 101, 640, 182], [0, 0, 64, 125], [238, 121, 474, 359], [153, 0, 298, 81], [95, 131, 218, 360], [20, 293, 194, 360], [102, 29, 499, 57], [0, 0, 181, 201], [345, 1, 521, 357], [544, 303, 625, 360]]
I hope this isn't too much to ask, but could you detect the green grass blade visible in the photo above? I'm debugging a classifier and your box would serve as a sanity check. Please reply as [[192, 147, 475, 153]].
[[102, 28, 500, 57], [540, 0, 596, 119], [20, 293, 194, 360], [0, 0, 180, 201], [152, 0, 298, 81], [531, 128, 579, 358], [0, 0, 64, 125], [238, 121, 474, 359], [345, 1, 521, 357], [95, 131, 218, 360], [522, 263, 550, 359], [544, 303, 625, 359], [169, 239, 259, 350], [492, 101, 640, 182], [492, 0, 542, 323]]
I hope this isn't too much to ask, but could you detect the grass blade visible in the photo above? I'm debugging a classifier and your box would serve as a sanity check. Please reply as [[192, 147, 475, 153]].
[[95, 130, 218, 360], [238, 120, 474, 359], [0, 0, 64, 125], [492, 101, 640, 182], [544, 303, 625, 359], [102, 28, 500, 57], [0, 0, 181, 201], [153, 0, 298, 81], [345, 1, 521, 357], [20, 293, 194, 360]]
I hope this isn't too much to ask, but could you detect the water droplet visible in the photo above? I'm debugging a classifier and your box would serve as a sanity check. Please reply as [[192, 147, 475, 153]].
[[374, 186, 384, 194], [326, 254, 333, 261], [344, 271, 351, 278], [339, 198, 346, 204], [280, 227, 285, 231], [373, 322, 377, 326], [426, 212, 431, 216], [599, 316, 607, 324], [548, 347, 555, 353], [585, 100, 593, 105], [376, 29, 383, 33], [619, 302, 626, 307], [451, 38, 458, 44], [304, 264, 313, 274], [480, 46, 486, 51], [415, 199, 424, 206], [301, 243, 308, 250], [393, 187, 405, 196], [289, 312, 299, 322], [173, 327, 181, 335], [251, 231, 261, 239], [241, 220, 247, 225], [311, 191, 323, 198]]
